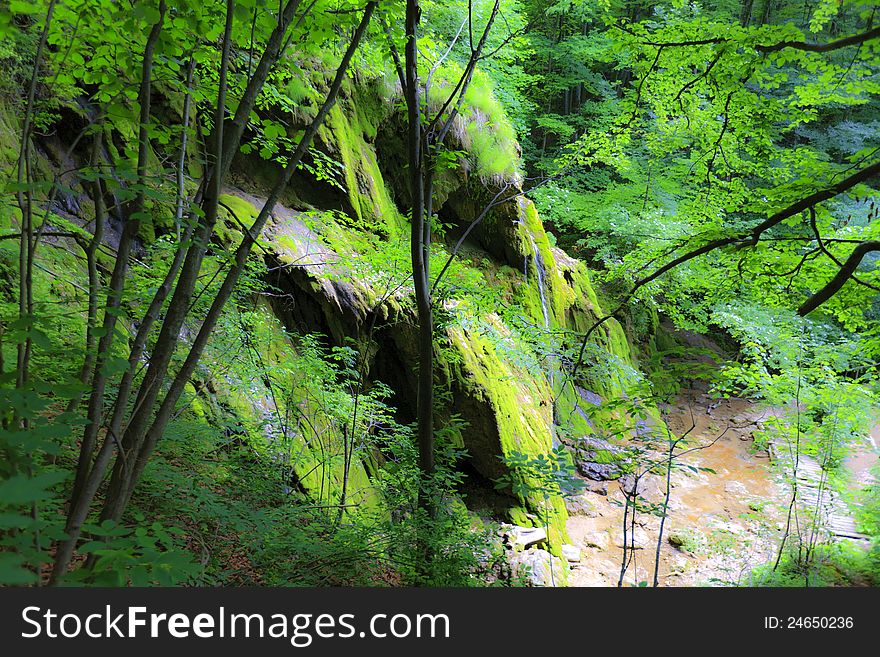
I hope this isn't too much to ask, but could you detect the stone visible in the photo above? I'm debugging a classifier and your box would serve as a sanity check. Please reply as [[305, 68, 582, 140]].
[[565, 493, 598, 517], [724, 481, 749, 496], [509, 549, 569, 587], [508, 526, 547, 549], [612, 527, 650, 549], [667, 527, 706, 554], [573, 436, 630, 481], [561, 544, 581, 563], [582, 480, 609, 495], [582, 531, 610, 551]]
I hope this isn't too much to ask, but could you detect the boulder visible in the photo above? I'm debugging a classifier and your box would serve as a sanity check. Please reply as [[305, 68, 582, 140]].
[[667, 527, 707, 554], [572, 436, 629, 481], [561, 544, 582, 562], [507, 525, 547, 549], [612, 527, 651, 549], [509, 549, 569, 587]]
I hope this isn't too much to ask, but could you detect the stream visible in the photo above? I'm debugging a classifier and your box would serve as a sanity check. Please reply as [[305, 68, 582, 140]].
[[565, 388, 879, 587], [511, 219, 879, 586]]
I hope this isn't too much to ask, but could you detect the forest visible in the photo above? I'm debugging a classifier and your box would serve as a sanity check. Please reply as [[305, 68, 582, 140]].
[[0, 0, 878, 588]]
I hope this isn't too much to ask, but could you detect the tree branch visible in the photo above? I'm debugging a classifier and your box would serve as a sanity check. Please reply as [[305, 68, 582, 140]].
[[636, 26, 880, 53], [756, 26, 880, 53], [798, 241, 880, 316]]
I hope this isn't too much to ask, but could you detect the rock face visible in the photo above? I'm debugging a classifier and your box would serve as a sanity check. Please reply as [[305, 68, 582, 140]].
[[208, 84, 646, 553], [572, 436, 630, 481]]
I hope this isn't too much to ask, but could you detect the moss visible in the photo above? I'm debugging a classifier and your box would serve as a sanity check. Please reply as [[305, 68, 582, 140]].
[[421, 65, 520, 183], [320, 103, 406, 238], [554, 382, 597, 439], [185, 382, 209, 421], [509, 197, 640, 399], [446, 306, 570, 549], [217, 192, 261, 245], [193, 300, 382, 517]]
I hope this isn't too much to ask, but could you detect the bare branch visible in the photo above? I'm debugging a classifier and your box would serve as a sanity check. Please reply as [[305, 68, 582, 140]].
[[798, 240, 880, 316]]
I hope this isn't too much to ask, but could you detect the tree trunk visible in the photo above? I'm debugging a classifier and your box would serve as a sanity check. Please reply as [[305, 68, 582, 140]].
[[405, 0, 435, 512], [98, 1, 378, 526], [740, 0, 754, 26]]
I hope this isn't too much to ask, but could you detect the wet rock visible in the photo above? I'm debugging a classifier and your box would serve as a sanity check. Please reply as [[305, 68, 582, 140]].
[[509, 549, 569, 587], [565, 493, 598, 517], [562, 544, 582, 563], [572, 436, 629, 481]]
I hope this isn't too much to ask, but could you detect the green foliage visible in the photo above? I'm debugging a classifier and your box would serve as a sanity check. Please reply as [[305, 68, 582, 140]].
[[751, 541, 880, 587], [2, 0, 877, 590], [495, 445, 585, 502]]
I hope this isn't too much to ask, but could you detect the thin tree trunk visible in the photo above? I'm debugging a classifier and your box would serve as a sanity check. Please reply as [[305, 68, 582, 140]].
[[51, 0, 167, 584], [100, 0, 235, 519], [15, 0, 57, 395], [66, 128, 107, 496], [740, 0, 754, 26], [759, 0, 773, 25], [53, 0, 327, 581], [100, 2, 378, 523], [174, 57, 195, 239], [68, 128, 107, 411], [217, 0, 304, 183], [405, 0, 434, 512], [110, 0, 311, 481]]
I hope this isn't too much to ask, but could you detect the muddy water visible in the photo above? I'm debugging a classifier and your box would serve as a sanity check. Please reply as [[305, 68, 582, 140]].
[[846, 423, 880, 487], [568, 391, 785, 587], [567, 391, 880, 587]]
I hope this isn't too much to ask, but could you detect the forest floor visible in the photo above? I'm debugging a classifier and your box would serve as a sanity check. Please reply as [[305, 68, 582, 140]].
[[566, 389, 879, 587]]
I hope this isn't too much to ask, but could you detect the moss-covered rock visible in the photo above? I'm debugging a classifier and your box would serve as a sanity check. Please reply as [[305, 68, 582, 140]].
[[211, 81, 657, 557], [0, 98, 20, 174], [443, 306, 570, 548], [192, 300, 382, 516], [319, 101, 406, 238]]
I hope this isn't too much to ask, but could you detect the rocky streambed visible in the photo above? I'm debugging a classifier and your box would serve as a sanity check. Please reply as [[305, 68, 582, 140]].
[[560, 388, 879, 587], [566, 390, 786, 586]]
